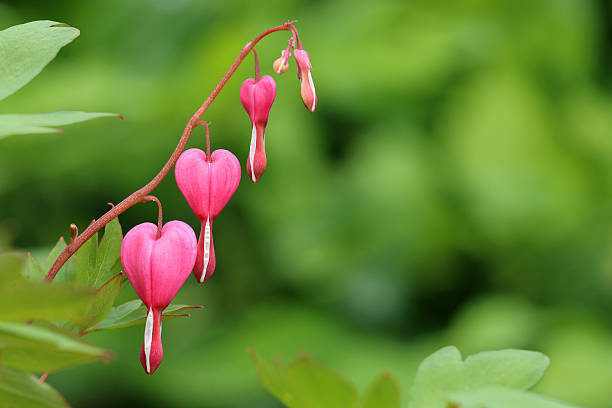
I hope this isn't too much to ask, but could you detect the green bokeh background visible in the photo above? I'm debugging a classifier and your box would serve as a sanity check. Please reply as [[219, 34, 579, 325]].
[[1, 0, 612, 407]]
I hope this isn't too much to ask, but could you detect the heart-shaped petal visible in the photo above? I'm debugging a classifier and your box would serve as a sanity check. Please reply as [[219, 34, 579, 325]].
[[121, 221, 197, 308], [240, 76, 277, 126], [175, 148, 241, 221]]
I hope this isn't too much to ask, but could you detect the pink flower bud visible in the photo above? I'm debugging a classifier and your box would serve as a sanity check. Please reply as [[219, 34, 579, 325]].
[[273, 49, 291, 74], [240, 75, 277, 183], [175, 148, 241, 283], [121, 221, 197, 374], [293, 49, 317, 113]]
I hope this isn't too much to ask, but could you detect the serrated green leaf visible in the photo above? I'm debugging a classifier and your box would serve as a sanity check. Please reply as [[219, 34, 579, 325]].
[[0, 366, 68, 407], [0, 20, 79, 101], [44, 238, 66, 272], [74, 229, 98, 287], [74, 273, 123, 331], [361, 372, 401, 408], [449, 387, 581, 408], [93, 218, 122, 286], [0, 252, 95, 322], [89, 301, 203, 332], [407, 346, 550, 408], [249, 351, 359, 408], [0, 321, 111, 373], [24, 252, 45, 281], [0, 111, 121, 139]]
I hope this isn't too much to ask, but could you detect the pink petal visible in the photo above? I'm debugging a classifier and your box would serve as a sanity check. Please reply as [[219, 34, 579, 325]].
[[149, 220, 197, 308], [175, 148, 241, 221], [140, 307, 163, 374], [193, 218, 216, 283], [246, 123, 267, 183], [121, 223, 157, 305], [240, 76, 277, 126]]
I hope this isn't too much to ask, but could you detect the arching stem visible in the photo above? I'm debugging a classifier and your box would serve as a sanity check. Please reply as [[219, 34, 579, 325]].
[[45, 21, 299, 282]]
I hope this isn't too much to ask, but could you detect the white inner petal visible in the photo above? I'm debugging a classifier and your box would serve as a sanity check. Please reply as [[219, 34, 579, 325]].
[[307, 71, 316, 112], [144, 308, 154, 373], [200, 216, 211, 283], [249, 124, 257, 182]]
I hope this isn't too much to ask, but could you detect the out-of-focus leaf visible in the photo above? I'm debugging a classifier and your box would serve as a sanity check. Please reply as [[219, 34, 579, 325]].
[[89, 301, 203, 332], [408, 346, 550, 408], [449, 387, 581, 408], [0, 20, 79, 101], [0, 321, 111, 373], [0, 252, 95, 322], [74, 272, 123, 331], [361, 372, 400, 408], [0, 111, 121, 139], [248, 350, 290, 406], [0, 366, 68, 407], [24, 252, 45, 281], [74, 229, 98, 287], [93, 218, 122, 286], [249, 351, 359, 408]]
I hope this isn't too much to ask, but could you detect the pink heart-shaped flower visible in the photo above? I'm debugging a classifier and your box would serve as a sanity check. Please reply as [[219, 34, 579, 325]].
[[175, 148, 241, 282], [121, 220, 197, 374], [240, 75, 276, 182]]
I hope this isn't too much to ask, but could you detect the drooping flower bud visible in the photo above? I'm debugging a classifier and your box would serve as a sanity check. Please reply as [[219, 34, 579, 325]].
[[293, 49, 317, 113], [175, 148, 241, 283], [240, 75, 276, 183], [121, 221, 197, 374], [273, 49, 291, 74]]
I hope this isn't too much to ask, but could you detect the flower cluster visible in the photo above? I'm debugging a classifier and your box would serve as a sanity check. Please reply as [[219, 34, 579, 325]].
[[120, 31, 317, 374]]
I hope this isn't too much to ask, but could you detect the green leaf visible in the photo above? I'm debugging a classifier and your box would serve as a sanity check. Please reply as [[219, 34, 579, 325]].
[[249, 351, 359, 408], [93, 218, 122, 286], [449, 387, 581, 408], [0, 366, 69, 407], [74, 228, 98, 287], [408, 346, 550, 408], [0, 252, 96, 322], [0, 111, 122, 139], [44, 238, 66, 273], [43, 237, 75, 284], [361, 372, 401, 408], [0, 321, 111, 373], [0, 20, 79, 101], [74, 273, 123, 331], [90, 301, 203, 332], [249, 350, 291, 406], [24, 252, 45, 281]]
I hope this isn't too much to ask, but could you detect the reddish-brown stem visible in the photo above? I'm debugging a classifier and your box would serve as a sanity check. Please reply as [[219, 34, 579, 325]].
[[143, 196, 163, 238], [203, 122, 211, 162], [45, 21, 298, 282], [252, 48, 261, 81], [288, 24, 302, 49]]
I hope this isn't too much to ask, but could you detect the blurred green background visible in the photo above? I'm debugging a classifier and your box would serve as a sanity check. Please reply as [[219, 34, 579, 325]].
[[1, 0, 612, 406]]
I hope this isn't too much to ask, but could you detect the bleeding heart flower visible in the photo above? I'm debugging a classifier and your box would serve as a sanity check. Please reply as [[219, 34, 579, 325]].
[[175, 148, 241, 283], [121, 220, 197, 374], [240, 75, 277, 183], [273, 48, 291, 74], [293, 48, 317, 113]]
